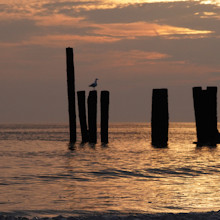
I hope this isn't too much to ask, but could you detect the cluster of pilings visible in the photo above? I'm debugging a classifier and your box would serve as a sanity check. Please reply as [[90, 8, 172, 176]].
[[77, 90, 109, 144], [66, 47, 220, 147], [66, 47, 109, 145]]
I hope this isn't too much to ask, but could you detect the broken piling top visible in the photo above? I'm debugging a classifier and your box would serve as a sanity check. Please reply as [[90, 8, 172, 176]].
[[88, 90, 97, 144], [193, 86, 220, 145], [151, 88, 169, 147], [66, 47, 76, 143]]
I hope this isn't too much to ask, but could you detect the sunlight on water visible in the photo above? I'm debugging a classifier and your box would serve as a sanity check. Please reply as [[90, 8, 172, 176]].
[[0, 123, 220, 217]]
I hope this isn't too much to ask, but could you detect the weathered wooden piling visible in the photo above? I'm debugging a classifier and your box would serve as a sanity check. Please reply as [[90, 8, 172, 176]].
[[101, 91, 110, 144], [193, 87, 205, 143], [66, 47, 76, 143], [88, 90, 97, 143], [151, 89, 169, 147], [193, 86, 220, 144], [207, 87, 218, 141], [77, 91, 89, 143]]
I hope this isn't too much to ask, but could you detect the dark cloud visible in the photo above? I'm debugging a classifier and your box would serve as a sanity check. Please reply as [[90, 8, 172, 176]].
[[0, 19, 40, 42], [129, 37, 220, 66], [0, 18, 95, 43], [43, 1, 98, 8], [210, 71, 220, 76], [0, 4, 7, 11], [39, 1, 101, 16]]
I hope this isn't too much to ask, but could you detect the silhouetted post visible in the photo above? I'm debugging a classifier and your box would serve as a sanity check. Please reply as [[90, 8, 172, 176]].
[[101, 91, 109, 144], [151, 89, 169, 147], [77, 91, 89, 143], [193, 87, 206, 143], [193, 86, 220, 144], [207, 87, 218, 141], [66, 47, 76, 143], [88, 90, 97, 143]]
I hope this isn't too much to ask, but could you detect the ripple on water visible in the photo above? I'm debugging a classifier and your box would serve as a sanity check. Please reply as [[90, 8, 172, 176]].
[[0, 123, 220, 217]]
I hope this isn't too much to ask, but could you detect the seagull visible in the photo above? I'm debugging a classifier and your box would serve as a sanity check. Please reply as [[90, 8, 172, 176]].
[[89, 78, 98, 90]]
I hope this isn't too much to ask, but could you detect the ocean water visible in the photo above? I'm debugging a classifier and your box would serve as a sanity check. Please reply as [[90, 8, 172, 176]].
[[0, 123, 220, 217]]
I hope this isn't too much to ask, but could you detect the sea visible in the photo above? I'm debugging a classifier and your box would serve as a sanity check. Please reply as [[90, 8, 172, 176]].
[[0, 122, 220, 218]]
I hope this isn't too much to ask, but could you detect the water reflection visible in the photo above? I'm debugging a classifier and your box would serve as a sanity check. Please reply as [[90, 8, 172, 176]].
[[151, 143, 168, 148], [196, 144, 217, 148], [0, 123, 220, 217], [101, 143, 109, 148], [88, 143, 96, 149], [80, 142, 86, 147], [68, 143, 76, 151]]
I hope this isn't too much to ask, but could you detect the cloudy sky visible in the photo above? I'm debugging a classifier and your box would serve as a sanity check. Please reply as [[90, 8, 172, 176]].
[[0, 0, 220, 123]]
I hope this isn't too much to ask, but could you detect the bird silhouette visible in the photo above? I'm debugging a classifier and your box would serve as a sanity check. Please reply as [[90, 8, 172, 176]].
[[89, 78, 98, 90]]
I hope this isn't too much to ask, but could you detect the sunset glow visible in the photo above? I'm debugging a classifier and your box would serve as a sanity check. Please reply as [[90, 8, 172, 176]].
[[92, 22, 213, 38], [0, 0, 219, 122], [1, 2, 220, 220]]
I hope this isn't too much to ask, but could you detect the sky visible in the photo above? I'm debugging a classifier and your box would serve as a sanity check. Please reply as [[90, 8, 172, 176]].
[[0, 0, 220, 123]]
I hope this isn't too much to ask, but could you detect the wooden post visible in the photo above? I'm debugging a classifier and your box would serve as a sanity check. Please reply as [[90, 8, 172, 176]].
[[193, 86, 220, 144], [66, 47, 76, 143], [88, 90, 97, 143], [77, 91, 89, 143], [207, 87, 218, 141], [193, 87, 206, 143], [101, 91, 109, 144], [151, 89, 169, 147]]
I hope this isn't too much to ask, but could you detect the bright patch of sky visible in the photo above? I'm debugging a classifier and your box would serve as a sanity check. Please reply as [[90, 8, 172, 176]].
[[102, 0, 220, 7]]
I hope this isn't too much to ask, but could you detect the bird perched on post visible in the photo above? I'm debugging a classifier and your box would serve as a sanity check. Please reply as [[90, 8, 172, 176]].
[[89, 78, 98, 90]]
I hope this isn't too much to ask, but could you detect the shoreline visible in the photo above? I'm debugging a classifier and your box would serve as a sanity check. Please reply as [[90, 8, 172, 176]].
[[1, 211, 220, 220]]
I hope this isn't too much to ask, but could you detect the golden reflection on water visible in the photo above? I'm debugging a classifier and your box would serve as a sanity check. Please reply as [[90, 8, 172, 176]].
[[0, 123, 220, 217]]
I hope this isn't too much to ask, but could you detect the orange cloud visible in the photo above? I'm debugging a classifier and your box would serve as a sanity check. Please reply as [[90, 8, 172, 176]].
[[201, 0, 219, 5], [33, 15, 213, 39], [91, 22, 213, 38], [0, 34, 120, 47], [35, 14, 85, 26], [199, 12, 220, 19], [24, 34, 120, 47], [111, 50, 170, 64], [77, 50, 170, 69]]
